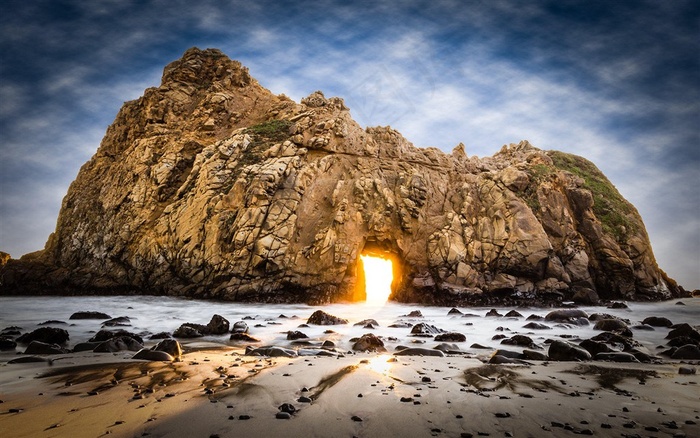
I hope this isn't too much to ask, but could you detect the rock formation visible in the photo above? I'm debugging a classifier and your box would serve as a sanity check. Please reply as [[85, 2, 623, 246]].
[[0, 48, 685, 305]]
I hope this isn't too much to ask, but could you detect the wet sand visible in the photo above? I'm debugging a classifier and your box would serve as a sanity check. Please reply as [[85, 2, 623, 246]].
[[1, 347, 698, 438]]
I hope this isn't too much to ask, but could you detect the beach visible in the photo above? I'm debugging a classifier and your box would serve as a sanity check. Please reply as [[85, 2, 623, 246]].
[[1, 297, 699, 437]]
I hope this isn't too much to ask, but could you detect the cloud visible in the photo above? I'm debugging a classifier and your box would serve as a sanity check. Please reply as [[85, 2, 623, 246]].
[[0, 0, 697, 289]]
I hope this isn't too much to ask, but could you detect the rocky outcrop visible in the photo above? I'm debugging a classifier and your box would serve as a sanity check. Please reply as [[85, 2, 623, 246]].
[[0, 48, 685, 305]]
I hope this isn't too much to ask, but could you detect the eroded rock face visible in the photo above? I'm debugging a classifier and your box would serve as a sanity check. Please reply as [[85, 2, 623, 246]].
[[0, 48, 685, 304]]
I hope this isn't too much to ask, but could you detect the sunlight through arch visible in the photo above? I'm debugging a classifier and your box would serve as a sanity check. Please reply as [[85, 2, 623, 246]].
[[361, 254, 393, 305]]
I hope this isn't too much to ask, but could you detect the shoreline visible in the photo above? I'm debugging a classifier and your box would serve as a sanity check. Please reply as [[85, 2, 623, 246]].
[[1, 348, 699, 438]]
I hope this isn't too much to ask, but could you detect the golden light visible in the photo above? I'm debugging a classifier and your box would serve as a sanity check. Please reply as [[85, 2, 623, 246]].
[[367, 354, 394, 375], [360, 254, 393, 305]]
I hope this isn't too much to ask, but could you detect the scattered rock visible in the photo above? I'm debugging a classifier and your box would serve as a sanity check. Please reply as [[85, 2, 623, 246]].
[[522, 349, 548, 361], [671, 344, 700, 360], [595, 352, 640, 363], [246, 346, 297, 357], [435, 332, 466, 342], [642, 316, 673, 327], [402, 310, 423, 318], [24, 341, 68, 355], [307, 310, 348, 325], [593, 319, 629, 332], [352, 333, 386, 352], [666, 323, 700, 341], [394, 347, 445, 357], [545, 310, 589, 325], [287, 330, 309, 340], [69, 311, 111, 320], [152, 339, 182, 360], [504, 310, 523, 318], [173, 325, 204, 338], [501, 335, 537, 348], [230, 333, 260, 342], [448, 308, 463, 315], [17, 327, 69, 345], [102, 316, 131, 327], [354, 319, 379, 327], [548, 340, 592, 361], [93, 336, 143, 352], [485, 309, 503, 317], [232, 321, 249, 333], [89, 329, 143, 344], [410, 323, 443, 337], [523, 322, 551, 330], [0, 337, 17, 351], [133, 349, 175, 361], [678, 366, 696, 375]]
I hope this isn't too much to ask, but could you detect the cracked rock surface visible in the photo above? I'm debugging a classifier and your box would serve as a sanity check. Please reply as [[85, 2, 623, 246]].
[[0, 48, 685, 304]]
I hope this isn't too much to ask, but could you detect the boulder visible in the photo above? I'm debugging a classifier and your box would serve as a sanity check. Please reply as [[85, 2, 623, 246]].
[[394, 347, 445, 357], [593, 319, 629, 332], [352, 333, 386, 352], [24, 341, 68, 355], [152, 339, 182, 360], [434, 332, 466, 342], [17, 327, 69, 345], [206, 314, 230, 335], [545, 310, 589, 325], [69, 311, 111, 320], [410, 323, 444, 337], [133, 349, 175, 361], [230, 333, 260, 342], [89, 329, 143, 344], [671, 344, 700, 360], [642, 316, 673, 327], [93, 336, 143, 352], [666, 323, 700, 341], [232, 321, 249, 333], [307, 310, 348, 325], [548, 340, 592, 361], [173, 325, 204, 338], [0, 336, 17, 350]]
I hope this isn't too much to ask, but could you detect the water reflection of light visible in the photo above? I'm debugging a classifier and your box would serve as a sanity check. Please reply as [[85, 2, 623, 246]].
[[361, 255, 393, 306], [367, 354, 394, 374]]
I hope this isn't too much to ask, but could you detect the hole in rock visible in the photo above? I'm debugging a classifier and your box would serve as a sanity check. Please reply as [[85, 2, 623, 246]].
[[360, 254, 393, 306]]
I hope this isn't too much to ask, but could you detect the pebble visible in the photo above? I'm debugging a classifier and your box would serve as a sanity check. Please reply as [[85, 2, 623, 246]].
[[351, 415, 363, 422]]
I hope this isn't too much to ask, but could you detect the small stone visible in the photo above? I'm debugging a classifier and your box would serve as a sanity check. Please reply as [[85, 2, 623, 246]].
[[351, 415, 363, 422]]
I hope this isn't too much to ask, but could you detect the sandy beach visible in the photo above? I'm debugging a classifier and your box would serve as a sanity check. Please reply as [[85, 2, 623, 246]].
[[1, 346, 698, 438]]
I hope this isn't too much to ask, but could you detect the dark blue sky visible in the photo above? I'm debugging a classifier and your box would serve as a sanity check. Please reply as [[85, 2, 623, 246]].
[[1, 0, 698, 288]]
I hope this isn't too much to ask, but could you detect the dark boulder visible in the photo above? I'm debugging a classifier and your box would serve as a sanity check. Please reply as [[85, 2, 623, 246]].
[[642, 316, 673, 327], [206, 314, 230, 335], [523, 349, 549, 361], [69, 311, 111, 320], [173, 325, 204, 338], [666, 323, 700, 341], [0, 336, 17, 350], [548, 340, 592, 361], [153, 339, 182, 360], [394, 347, 445, 357], [671, 344, 700, 360], [230, 333, 260, 342], [307, 310, 348, 325], [504, 310, 523, 318], [353, 319, 379, 327], [286, 330, 309, 340], [501, 335, 538, 348], [132, 349, 175, 361], [545, 309, 589, 325], [595, 352, 640, 363], [93, 336, 143, 352], [593, 319, 629, 332], [352, 333, 386, 352], [102, 316, 131, 327], [579, 339, 615, 356], [24, 341, 68, 355], [73, 342, 102, 352], [523, 322, 551, 330], [435, 332, 466, 342], [410, 323, 443, 337], [485, 309, 503, 317], [17, 327, 69, 345], [232, 321, 249, 333], [89, 329, 143, 344], [447, 308, 463, 315]]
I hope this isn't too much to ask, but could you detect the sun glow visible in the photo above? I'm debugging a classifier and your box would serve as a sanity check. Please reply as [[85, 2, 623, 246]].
[[367, 354, 394, 374], [361, 254, 393, 305]]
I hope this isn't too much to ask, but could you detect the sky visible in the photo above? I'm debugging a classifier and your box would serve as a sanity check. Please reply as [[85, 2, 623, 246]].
[[0, 0, 698, 290]]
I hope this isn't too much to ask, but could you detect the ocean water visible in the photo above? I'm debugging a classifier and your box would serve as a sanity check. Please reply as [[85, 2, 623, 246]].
[[1, 295, 698, 359]]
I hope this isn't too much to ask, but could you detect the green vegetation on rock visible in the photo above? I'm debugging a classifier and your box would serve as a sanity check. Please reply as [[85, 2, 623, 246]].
[[547, 150, 636, 241]]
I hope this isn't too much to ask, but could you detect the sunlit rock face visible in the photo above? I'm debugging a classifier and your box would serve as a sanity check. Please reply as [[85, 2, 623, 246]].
[[0, 48, 685, 304]]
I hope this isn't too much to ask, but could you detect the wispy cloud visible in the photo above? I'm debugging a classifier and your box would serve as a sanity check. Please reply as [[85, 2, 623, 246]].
[[0, 0, 697, 288]]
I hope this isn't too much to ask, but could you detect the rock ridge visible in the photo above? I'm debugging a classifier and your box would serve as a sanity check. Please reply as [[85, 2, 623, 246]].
[[0, 47, 686, 305]]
